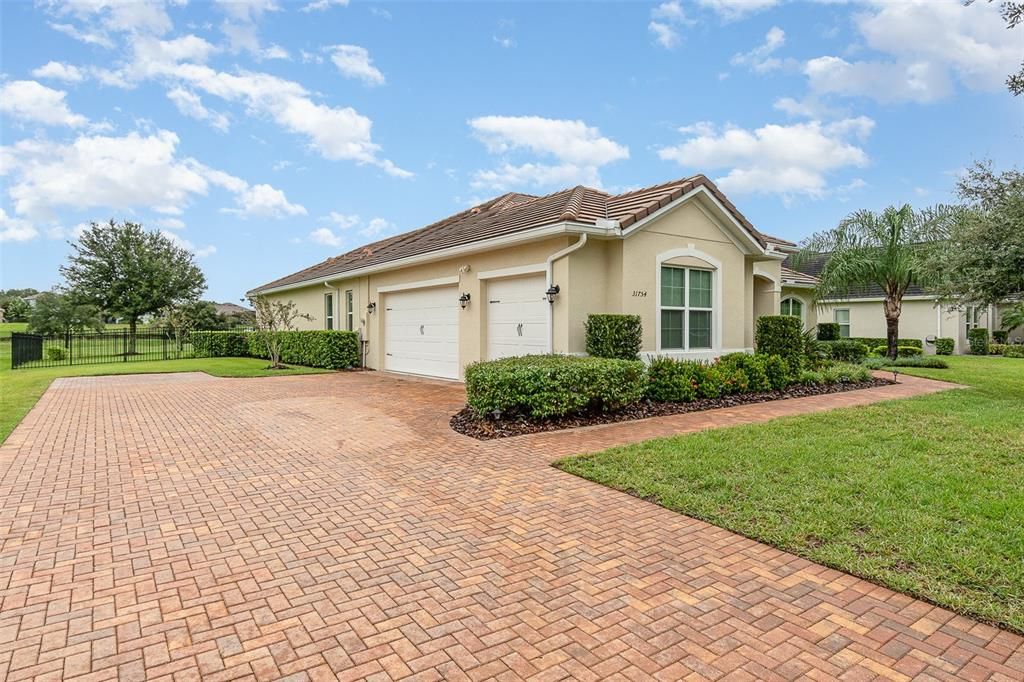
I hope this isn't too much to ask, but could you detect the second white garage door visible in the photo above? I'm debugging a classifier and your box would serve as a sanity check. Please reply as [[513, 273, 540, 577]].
[[487, 275, 549, 360], [384, 286, 459, 379]]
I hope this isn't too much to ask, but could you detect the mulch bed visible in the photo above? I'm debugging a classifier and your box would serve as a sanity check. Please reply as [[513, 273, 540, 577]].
[[450, 377, 894, 440]]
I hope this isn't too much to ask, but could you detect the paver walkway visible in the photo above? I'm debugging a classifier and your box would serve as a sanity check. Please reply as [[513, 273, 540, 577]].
[[1, 371, 1021, 681]]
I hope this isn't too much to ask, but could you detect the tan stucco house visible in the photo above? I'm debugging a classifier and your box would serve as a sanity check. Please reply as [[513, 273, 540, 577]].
[[249, 175, 797, 380], [777, 255, 1023, 354]]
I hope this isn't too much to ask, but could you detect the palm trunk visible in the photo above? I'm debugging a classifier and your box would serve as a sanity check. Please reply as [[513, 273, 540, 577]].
[[883, 296, 901, 360]]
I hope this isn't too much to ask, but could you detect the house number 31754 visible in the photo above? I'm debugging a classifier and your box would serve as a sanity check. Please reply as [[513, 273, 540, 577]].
[[631, 290, 648, 297]]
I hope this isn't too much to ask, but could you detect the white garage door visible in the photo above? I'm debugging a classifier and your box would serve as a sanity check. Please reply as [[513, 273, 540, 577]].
[[487, 275, 549, 360], [384, 286, 459, 379]]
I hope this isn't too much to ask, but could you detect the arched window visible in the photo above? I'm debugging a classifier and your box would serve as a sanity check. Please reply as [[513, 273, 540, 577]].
[[781, 297, 803, 320]]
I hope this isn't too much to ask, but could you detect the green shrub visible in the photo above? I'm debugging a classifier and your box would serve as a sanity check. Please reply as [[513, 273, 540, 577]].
[[247, 330, 359, 369], [992, 330, 1008, 344], [820, 362, 871, 384], [585, 314, 642, 360], [718, 352, 773, 392], [191, 330, 250, 357], [465, 355, 646, 418], [935, 337, 954, 355], [755, 316, 803, 376], [45, 346, 67, 361], [711, 363, 749, 395], [967, 328, 989, 355], [819, 339, 868, 363], [646, 357, 697, 402], [816, 322, 840, 341], [798, 369, 824, 385], [867, 356, 948, 369], [1004, 345, 1024, 358], [849, 337, 923, 349], [871, 344, 924, 358], [989, 343, 1007, 355]]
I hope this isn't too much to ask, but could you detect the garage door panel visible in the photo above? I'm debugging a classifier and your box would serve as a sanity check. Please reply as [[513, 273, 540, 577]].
[[487, 275, 549, 360], [384, 286, 459, 379]]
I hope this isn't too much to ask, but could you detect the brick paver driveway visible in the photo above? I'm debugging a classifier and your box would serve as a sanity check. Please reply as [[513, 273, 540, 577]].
[[2, 371, 1022, 681]]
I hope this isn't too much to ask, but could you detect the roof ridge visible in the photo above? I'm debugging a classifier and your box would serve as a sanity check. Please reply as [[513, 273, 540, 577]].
[[559, 185, 587, 221], [610, 175, 703, 200]]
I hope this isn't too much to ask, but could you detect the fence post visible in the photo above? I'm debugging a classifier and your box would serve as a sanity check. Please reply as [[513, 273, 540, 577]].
[[163, 333, 168, 360], [68, 330, 73, 365], [123, 329, 128, 361]]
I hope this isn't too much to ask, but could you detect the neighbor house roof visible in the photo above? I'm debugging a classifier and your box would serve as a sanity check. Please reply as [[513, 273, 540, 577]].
[[783, 253, 931, 299], [214, 302, 253, 316], [780, 266, 819, 287], [250, 175, 769, 294]]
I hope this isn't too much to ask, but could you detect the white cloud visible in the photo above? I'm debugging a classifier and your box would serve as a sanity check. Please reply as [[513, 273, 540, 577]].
[[328, 45, 385, 86], [648, 1, 694, 49], [49, 22, 115, 48], [260, 44, 290, 60], [31, 61, 85, 82], [301, 0, 349, 12], [222, 184, 307, 218], [328, 212, 360, 229], [697, 0, 780, 21], [0, 209, 39, 243], [493, 35, 516, 49], [41, 0, 176, 47], [162, 230, 216, 258], [1, 129, 303, 220], [803, 0, 1019, 103], [658, 117, 874, 198], [156, 217, 186, 230], [362, 217, 395, 238], [309, 226, 343, 246], [167, 87, 230, 131], [730, 26, 788, 73], [0, 80, 88, 128], [213, 0, 279, 55], [469, 115, 629, 191], [772, 96, 839, 119]]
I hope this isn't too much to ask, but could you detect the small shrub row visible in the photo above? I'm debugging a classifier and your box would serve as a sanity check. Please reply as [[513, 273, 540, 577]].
[[849, 337, 923, 349], [992, 330, 1008, 344], [816, 322, 841, 341], [1005, 345, 1024, 358], [967, 328, 990, 355], [798, 363, 873, 385], [871, 344, 923, 358], [864, 356, 949, 369], [584, 314, 642, 360], [191, 330, 360, 369], [465, 355, 646, 419], [935, 337, 954, 355], [989, 343, 1008, 355], [817, 339, 868, 363]]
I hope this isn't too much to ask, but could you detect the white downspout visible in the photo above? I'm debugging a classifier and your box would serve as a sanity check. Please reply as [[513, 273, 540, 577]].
[[545, 233, 588, 354]]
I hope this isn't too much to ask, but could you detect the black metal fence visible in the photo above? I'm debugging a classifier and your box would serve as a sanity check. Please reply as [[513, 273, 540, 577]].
[[11, 328, 201, 369]]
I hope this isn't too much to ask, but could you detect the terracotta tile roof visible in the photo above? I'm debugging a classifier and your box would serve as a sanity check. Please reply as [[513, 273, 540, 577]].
[[250, 175, 766, 293], [763, 233, 797, 247]]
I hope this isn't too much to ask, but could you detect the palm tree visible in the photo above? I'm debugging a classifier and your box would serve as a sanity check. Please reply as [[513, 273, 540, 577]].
[[798, 204, 958, 360]]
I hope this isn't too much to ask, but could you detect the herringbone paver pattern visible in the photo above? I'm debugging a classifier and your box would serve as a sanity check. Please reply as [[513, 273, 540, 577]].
[[1, 370, 1020, 681]]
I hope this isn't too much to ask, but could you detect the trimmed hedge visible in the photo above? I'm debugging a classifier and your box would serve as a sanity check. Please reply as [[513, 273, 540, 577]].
[[818, 339, 868, 363], [755, 316, 804, 376], [797, 363, 871, 385], [935, 337, 954, 355], [865, 356, 948, 369], [850, 336, 923, 349], [465, 355, 646, 419], [585, 314, 642, 360], [191, 331, 249, 357], [191, 329, 359, 369], [1004, 345, 1024, 358], [816, 322, 841, 341], [647, 353, 792, 403], [989, 343, 1007, 355], [871, 344, 924, 358], [967, 328, 989, 355], [993, 330, 1008, 344]]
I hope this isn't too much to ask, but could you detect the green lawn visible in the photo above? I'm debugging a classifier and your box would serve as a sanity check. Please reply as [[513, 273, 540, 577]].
[[0, 343, 329, 444], [556, 355, 1024, 633]]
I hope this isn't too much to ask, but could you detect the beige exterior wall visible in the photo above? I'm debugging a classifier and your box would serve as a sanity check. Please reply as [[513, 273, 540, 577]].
[[260, 196, 785, 377]]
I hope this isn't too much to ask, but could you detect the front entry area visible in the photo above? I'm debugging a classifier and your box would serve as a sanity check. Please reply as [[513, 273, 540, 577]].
[[383, 285, 459, 379], [486, 274, 549, 360]]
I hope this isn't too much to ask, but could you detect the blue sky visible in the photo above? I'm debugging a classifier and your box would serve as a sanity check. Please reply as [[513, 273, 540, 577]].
[[2, 0, 1021, 303]]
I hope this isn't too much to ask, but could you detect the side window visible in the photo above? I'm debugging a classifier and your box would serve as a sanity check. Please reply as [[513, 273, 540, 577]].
[[345, 290, 354, 331], [324, 293, 334, 330], [781, 297, 803, 320], [834, 308, 850, 338]]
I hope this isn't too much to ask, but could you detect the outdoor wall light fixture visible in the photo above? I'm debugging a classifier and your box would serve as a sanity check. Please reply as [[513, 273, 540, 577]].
[[366, 302, 376, 314], [546, 284, 560, 303], [459, 292, 471, 309]]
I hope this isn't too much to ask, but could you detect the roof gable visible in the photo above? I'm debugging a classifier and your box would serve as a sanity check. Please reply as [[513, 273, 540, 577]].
[[251, 175, 768, 294]]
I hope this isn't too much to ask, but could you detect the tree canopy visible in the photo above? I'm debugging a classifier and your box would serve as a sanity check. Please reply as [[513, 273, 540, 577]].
[[60, 220, 206, 345], [26, 293, 104, 336]]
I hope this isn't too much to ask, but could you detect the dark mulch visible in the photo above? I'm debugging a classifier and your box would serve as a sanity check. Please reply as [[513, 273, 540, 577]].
[[450, 378, 894, 440]]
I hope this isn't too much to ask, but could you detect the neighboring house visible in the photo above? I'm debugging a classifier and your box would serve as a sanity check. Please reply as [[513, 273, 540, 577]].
[[249, 175, 796, 380], [779, 253, 1023, 353], [213, 302, 253, 317], [21, 292, 46, 308]]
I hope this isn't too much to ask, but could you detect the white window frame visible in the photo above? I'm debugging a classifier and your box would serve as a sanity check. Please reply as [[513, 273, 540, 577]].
[[655, 246, 721, 354], [834, 308, 850, 338], [324, 293, 334, 330], [345, 290, 354, 331], [781, 296, 804, 323]]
